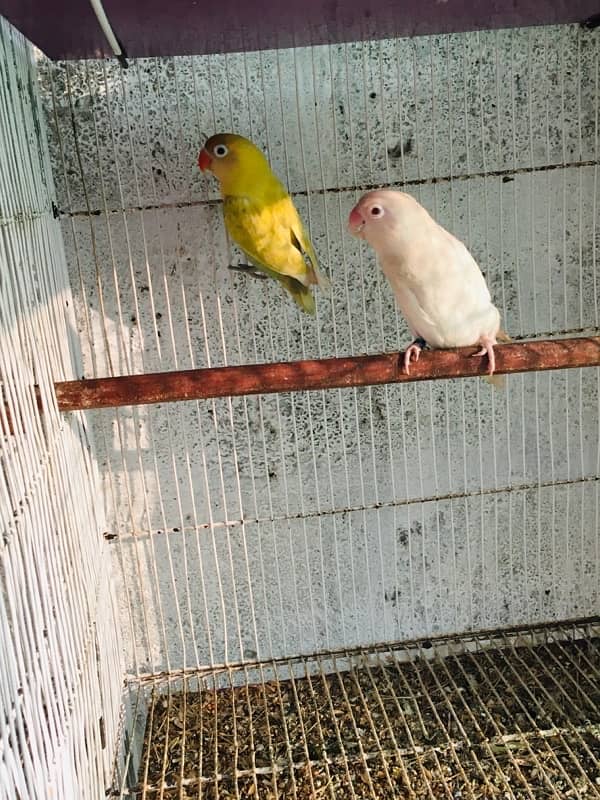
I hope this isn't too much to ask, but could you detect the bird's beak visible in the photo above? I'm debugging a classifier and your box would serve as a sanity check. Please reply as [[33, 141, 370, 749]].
[[348, 206, 365, 237], [198, 148, 212, 172]]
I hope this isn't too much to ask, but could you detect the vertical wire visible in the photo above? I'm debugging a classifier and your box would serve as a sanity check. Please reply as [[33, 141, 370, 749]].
[[327, 43, 360, 639], [0, 21, 121, 797], [500, 634, 600, 795], [509, 32, 531, 621], [470, 31, 489, 626], [494, 29, 516, 624], [210, 51, 284, 656], [594, 31, 600, 617], [472, 33, 488, 627], [228, 53, 284, 661], [427, 36, 444, 634], [178, 129, 231, 680], [338, 655, 397, 794], [308, 44, 347, 643], [225, 668, 243, 800], [447, 652, 535, 798], [240, 666, 260, 799], [130, 58, 194, 669], [462, 644, 560, 796], [527, 29, 544, 615], [480, 31, 501, 626], [270, 662, 300, 799], [575, 27, 587, 614], [302, 659, 357, 800], [387, 655, 455, 800], [105, 60, 175, 673], [342, 40, 377, 640], [460, 36, 475, 629], [370, 652, 436, 798], [543, 28, 559, 620], [290, 46, 333, 648], [419, 651, 509, 796], [215, 296, 260, 661], [444, 35, 459, 632], [203, 52, 260, 663], [376, 37, 403, 639], [269, 47, 319, 651], [79, 62, 142, 672], [63, 64, 116, 376], [560, 30, 572, 608], [257, 662, 282, 799], [306, 660, 357, 799], [576, 28, 585, 332], [153, 57, 203, 668], [358, 653, 420, 800], [180, 284, 217, 667], [197, 293, 238, 664], [409, 39, 430, 635], [254, 52, 314, 648], [509, 32, 524, 336], [593, 28, 600, 329]]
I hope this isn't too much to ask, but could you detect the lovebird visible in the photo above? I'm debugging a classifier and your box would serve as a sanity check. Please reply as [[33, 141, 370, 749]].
[[198, 133, 329, 314], [348, 189, 508, 382]]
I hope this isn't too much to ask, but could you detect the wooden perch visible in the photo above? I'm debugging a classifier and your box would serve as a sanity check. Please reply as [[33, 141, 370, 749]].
[[50, 336, 600, 412]]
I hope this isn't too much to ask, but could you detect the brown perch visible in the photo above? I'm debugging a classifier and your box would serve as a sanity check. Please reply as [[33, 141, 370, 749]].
[[50, 336, 600, 412]]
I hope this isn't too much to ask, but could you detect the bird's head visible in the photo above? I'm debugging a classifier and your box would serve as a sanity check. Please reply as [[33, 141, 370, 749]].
[[348, 189, 423, 248], [198, 133, 268, 195]]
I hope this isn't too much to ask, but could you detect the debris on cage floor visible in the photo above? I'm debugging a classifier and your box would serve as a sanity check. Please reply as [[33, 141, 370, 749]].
[[133, 622, 600, 799]]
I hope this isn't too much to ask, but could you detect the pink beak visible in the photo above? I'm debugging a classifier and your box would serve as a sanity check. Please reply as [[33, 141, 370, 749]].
[[348, 206, 364, 235]]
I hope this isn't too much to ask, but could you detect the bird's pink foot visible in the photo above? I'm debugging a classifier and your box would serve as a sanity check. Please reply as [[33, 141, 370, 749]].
[[471, 335, 497, 375], [403, 337, 427, 375]]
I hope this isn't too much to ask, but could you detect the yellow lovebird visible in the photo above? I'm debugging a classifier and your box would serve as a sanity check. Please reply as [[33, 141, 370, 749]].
[[198, 133, 329, 314]]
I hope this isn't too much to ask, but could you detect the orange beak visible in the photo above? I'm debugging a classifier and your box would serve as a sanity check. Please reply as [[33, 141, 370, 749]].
[[198, 148, 212, 172]]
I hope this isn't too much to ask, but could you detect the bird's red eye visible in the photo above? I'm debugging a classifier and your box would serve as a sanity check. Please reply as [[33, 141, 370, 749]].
[[370, 205, 383, 217]]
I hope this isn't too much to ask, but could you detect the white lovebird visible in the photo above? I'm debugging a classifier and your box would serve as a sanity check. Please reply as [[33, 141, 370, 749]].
[[348, 189, 508, 380]]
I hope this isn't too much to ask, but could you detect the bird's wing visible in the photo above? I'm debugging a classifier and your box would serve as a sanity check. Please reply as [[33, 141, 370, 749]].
[[290, 222, 330, 290], [381, 225, 498, 347], [223, 195, 313, 284]]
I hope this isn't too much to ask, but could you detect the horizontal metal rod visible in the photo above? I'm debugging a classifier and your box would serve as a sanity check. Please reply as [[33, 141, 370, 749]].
[[51, 336, 600, 412], [62, 158, 599, 218]]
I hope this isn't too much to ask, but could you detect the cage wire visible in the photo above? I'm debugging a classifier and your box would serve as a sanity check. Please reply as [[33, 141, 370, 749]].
[[0, 16, 122, 800], [118, 620, 600, 800], [0, 9, 599, 800]]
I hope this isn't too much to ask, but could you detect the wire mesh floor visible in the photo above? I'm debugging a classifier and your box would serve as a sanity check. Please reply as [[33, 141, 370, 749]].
[[118, 619, 600, 799]]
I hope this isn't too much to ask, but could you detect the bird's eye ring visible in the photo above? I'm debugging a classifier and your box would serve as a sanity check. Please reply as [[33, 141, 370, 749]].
[[370, 205, 384, 217], [214, 144, 228, 158]]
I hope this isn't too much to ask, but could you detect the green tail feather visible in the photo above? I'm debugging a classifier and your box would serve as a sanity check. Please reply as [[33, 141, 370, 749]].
[[247, 264, 315, 314], [239, 261, 316, 315], [279, 275, 316, 315]]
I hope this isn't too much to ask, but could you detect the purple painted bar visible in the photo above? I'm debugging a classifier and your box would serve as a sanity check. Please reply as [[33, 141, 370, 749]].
[[1, 0, 598, 59]]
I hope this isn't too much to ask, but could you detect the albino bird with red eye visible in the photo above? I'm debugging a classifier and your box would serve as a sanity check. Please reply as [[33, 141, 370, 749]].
[[348, 189, 508, 383]]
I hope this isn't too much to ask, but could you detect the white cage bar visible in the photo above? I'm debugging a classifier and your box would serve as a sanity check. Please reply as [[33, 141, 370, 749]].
[[0, 9, 599, 800]]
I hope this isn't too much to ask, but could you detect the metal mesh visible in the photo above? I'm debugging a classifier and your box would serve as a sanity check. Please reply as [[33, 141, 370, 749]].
[[115, 619, 600, 799], [0, 16, 122, 800], [0, 13, 599, 800], [36, 24, 600, 677]]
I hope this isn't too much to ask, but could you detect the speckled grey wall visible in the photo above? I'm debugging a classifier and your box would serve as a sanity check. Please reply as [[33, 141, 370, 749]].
[[38, 24, 600, 675]]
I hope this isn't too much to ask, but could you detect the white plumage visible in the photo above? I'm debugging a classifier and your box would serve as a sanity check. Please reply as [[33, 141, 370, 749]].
[[348, 189, 505, 376]]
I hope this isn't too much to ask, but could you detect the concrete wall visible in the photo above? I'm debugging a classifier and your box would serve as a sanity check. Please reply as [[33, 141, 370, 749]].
[[38, 24, 600, 675]]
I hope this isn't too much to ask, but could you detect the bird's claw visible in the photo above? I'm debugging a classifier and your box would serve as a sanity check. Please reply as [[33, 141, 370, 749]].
[[402, 337, 427, 375], [471, 336, 496, 375], [228, 263, 267, 279]]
